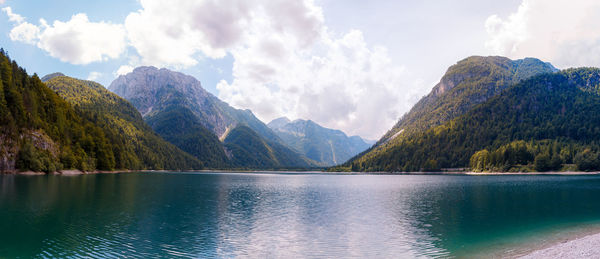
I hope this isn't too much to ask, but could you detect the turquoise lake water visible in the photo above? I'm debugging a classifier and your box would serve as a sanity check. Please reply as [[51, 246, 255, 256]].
[[2, 172, 600, 258]]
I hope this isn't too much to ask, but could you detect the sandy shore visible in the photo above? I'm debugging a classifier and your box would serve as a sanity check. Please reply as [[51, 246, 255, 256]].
[[519, 232, 600, 258]]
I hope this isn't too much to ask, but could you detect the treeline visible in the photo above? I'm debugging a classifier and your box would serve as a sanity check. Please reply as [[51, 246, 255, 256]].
[[349, 69, 600, 172], [470, 140, 600, 172]]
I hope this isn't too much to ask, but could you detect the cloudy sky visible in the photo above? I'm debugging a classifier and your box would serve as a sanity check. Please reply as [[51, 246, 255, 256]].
[[1, 0, 599, 140]]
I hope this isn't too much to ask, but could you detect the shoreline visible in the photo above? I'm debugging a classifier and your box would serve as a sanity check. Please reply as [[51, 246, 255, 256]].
[[1, 169, 133, 175], [2, 169, 600, 176], [516, 229, 600, 258]]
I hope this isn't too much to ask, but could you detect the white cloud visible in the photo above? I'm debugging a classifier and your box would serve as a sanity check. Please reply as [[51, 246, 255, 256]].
[[3, 8, 127, 65], [37, 14, 127, 65], [9, 21, 39, 44], [116, 65, 134, 76], [2, 7, 23, 23], [123, 0, 324, 67], [124, 0, 245, 66], [87, 71, 101, 81], [485, 0, 600, 68]]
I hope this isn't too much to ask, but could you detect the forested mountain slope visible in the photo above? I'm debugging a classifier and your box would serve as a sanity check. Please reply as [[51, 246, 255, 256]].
[[0, 50, 131, 172], [45, 76, 203, 170], [350, 68, 600, 172]]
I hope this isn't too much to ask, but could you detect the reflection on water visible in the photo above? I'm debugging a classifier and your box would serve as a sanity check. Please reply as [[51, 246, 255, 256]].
[[2, 173, 600, 258]]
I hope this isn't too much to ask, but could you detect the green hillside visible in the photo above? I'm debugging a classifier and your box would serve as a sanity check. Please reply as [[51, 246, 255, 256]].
[[45, 76, 203, 170]]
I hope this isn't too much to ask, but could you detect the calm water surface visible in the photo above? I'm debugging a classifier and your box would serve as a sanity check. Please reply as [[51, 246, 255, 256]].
[[2, 172, 600, 258]]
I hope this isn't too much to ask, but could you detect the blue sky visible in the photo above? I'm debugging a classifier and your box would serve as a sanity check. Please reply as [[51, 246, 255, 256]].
[[2, 0, 599, 139]]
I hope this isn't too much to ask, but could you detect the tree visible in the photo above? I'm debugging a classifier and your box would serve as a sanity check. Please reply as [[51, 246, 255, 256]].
[[15, 141, 42, 172], [470, 149, 490, 171], [574, 149, 600, 172], [534, 154, 551, 172]]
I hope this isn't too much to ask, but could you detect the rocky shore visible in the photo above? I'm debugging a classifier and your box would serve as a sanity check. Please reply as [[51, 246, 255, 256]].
[[519, 232, 600, 258]]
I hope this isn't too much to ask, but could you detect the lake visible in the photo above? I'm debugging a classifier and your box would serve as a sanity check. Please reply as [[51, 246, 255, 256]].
[[2, 172, 600, 258]]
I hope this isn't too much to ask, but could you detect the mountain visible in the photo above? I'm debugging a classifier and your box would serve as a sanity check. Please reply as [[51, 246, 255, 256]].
[[349, 67, 600, 172], [0, 49, 132, 172], [343, 56, 557, 171], [44, 75, 203, 170], [109, 66, 316, 169], [144, 104, 229, 168], [268, 117, 371, 166], [224, 125, 316, 168], [380, 56, 557, 144]]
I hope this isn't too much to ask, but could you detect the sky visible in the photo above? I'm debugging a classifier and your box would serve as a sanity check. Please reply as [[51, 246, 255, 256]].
[[2, 0, 600, 140]]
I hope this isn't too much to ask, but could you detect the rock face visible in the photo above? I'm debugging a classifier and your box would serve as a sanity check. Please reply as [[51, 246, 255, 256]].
[[109, 66, 279, 142], [268, 117, 372, 166]]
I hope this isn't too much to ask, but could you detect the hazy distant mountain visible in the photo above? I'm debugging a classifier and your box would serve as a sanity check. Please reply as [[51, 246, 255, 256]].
[[268, 117, 371, 166], [109, 67, 316, 168]]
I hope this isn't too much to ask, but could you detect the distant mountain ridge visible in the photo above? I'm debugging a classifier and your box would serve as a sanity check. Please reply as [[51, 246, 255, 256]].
[[268, 117, 371, 166], [109, 67, 317, 169]]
